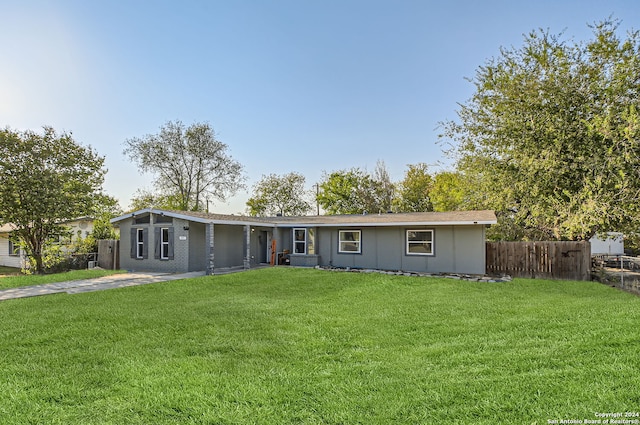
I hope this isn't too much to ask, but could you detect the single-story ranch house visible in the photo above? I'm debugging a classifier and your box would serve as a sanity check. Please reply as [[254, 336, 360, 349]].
[[111, 209, 497, 275]]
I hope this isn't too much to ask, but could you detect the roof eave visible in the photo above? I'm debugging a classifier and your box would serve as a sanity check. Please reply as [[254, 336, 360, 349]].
[[276, 220, 497, 227], [110, 208, 278, 227]]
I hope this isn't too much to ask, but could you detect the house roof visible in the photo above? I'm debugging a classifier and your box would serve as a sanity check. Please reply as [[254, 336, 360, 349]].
[[111, 209, 274, 226], [0, 223, 17, 234], [269, 210, 497, 227], [0, 217, 94, 234], [111, 208, 497, 228]]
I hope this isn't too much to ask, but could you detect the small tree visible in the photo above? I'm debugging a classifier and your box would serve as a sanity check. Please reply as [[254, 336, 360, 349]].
[[246, 172, 312, 217], [0, 127, 109, 273], [91, 214, 119, 241], [124, 120, 245, 211]]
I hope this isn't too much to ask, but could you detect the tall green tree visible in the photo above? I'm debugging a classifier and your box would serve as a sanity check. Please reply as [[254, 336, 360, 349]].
[[124, 120, 245, 211], [246, 172, 312, 216], [317, 163, 395, 215], [430, 171, 466, 212], [394, 163, 433, 212], [0, 126, 109, 273], [440, 19, 640, 240], [370, 160, 396, 213], [317, 169, 369, 215]]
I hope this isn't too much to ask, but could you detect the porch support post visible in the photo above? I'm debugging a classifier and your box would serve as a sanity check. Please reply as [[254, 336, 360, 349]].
[[206, 223, 215, 275], [243, 225, 251, 270]]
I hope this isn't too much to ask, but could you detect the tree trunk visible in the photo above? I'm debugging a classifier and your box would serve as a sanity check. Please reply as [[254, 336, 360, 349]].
[[33, 254, 45, 274]]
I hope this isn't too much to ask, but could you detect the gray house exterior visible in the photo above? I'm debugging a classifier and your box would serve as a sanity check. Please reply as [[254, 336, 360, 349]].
[[111, 209, 497, 275]]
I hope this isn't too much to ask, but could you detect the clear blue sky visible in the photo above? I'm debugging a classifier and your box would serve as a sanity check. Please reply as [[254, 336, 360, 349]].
[[2, 0, 639, 214]]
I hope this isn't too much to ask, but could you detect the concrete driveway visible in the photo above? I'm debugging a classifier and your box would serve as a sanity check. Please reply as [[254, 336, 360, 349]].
[[0, 271, 206, 301]]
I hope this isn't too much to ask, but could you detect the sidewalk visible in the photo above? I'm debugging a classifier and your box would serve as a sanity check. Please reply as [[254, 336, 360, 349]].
[[0, 271, 206, 301]]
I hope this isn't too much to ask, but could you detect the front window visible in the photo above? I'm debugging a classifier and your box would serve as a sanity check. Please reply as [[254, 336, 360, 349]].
[[406, 229, 434, 255], [339, 230, 361, 253], [293, 228, 306, 254], [136, 228, 145, 259], [161, 228, 170, 259], [8, 239, 19, 257]]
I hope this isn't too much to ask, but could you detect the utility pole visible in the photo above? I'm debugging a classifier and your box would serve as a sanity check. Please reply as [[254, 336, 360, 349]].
[[314, 184, 320, 215]]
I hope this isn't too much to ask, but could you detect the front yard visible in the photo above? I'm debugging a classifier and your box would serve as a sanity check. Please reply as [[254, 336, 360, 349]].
[[0, 269, 125, 290], [0, 267, 638, 424]]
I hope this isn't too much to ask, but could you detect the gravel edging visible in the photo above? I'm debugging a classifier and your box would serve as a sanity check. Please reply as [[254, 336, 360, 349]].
[[315, 265, 512, 283]]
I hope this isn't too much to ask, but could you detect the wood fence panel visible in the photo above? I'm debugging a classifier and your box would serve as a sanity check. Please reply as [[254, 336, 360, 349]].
[[97, 239, 120, 270], [486, 241, 591, 281]]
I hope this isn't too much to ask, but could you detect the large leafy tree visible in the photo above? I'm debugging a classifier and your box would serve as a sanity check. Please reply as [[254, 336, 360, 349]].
[[317, 168, 372, 215], [124, 120, 245, 211], [246, 172, 312, 217], [441, 19, 640, 240], [0, 126, 109, 273], [394, 163, 433, 212], [430, 171, 466, 212], [317, 163, 395, 215]]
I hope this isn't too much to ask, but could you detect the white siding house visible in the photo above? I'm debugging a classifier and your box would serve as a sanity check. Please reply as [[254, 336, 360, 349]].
[[0, 218, 95, 269], [0, 224, 25, 268]]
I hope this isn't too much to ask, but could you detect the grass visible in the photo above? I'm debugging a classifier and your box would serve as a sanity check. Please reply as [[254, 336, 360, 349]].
[[0, 265, 20, 276], [0, 268, 639, 424], [0, 269, 126, 290]]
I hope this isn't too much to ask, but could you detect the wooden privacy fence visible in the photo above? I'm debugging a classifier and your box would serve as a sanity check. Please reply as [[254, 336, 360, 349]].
[[486, 241, 591, 281]]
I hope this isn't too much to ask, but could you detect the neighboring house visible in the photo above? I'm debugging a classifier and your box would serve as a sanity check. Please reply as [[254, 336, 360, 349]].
[[111, 209, 497, 275], [589, 232, 624, 256], [57, 217, 95, 246], [0, 217, 95, 268], [0, 224, 24, 268]]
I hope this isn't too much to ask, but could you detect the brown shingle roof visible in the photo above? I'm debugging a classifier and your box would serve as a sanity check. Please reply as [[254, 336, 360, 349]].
[[112, 208, 496, 227], [268, 210, 497, 226]]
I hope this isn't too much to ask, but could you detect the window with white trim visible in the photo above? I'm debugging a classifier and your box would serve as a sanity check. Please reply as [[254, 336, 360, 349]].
[[153, 227, 174, 260], [338, 230, 361, 253], [293, 228, 307, 254], [131, 228, 149, 259], [136, 228, 145, 259], [161, 228, 170, 259], [406, 229, 434, 255]]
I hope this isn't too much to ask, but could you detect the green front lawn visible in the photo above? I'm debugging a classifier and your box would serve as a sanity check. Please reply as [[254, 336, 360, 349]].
[[0, 269, 125, 290], [0, 268, 638, 424]]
